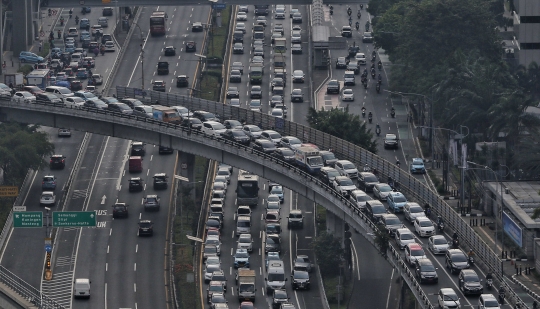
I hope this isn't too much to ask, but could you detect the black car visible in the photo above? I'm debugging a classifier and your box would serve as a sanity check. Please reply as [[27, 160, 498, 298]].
[[108, 102, 133, 114], [193, 110, 219, 122], [336, 57, 348, 69], [272, 289, 289, 309], [253, 139, 276, 153], [229, 70, 242, 83], [223, 120, 243, 129], [153, 81, 166, 92], [414, 259, 438, 284], [272, 147, 295, 163], [138, 220, 154, 236], [36, 93, 63, 105], [131, 142, 145, 156], [458, 269, 483, 295], [128, 177, 143, 192], [112, 203, 129, 218], [143, 195, 160, 211], [221, 129, 250, 145], [157, 61, 169, 75], [50, 155, 66, 169], [226, 87, 240, 98], [181, 117, 203, 130], [153, 173, 168, 190], [102, 7, 113, 16], [159, 145, 174, 154], [319, 167, 340, 185], [358, 172, 379, 192], [291, 270, 310, 290], [120, 98, 143, 109], [164, 46, 176, 56], [291, 89, 303, 102], [185, 41, 196, 52], [176, 75, 189, 87]]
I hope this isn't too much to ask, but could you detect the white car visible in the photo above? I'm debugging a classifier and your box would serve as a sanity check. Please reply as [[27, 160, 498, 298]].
[[249, 100, 262, 112], [428, 235, 450, 254], [64, 96, 85, 108], [291, 30, 302, 43], [341, 88, 354, 101], [251, 56, 264, 64], [204, 263, 222, 283], [206, 256, 221, 266], [332, 176, 357, 196], [414, 217, 436, 237], [205, 236, 222, 255], [260, 130, 282, 145], [237, 234, 253, 252], [201, 121, 226, 137], [236, 12, 247, 21], [40, 191, 56, 206], [438, 288, 461, 309], [403, 202, 425, 222], [235, 22, 246, 33], [216, 167, 231, 184], [212, 181, 227, 193], [334, 160, 359, 179], [373, 183, 393, 201], [478, 294, 500, 309], [12, 91, 36, 103], [104, 40, 115, 52], [266, 200, 281, 212], [270, 108, 284, 118], [355, 52, 366, 65]]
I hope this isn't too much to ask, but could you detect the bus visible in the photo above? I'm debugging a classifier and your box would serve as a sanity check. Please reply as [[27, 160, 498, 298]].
[[150, 11, 167, 36], [237, 173, 259, 206], [254, 5, 269, 16]]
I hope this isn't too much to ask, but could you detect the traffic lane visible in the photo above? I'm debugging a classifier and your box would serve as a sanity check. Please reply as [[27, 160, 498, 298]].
[[0, 129, 85, 287], [145, 7, 210, 93], [72, 137, 132, 309]]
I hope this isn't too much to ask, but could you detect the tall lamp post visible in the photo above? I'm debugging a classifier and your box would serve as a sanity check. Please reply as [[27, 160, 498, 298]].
[[130, 22, 145, 89]]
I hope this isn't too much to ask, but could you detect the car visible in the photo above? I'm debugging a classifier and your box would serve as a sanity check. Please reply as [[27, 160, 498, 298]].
[[384, 133, 399, 149], [57, 128, 71, 137], [275, 7, 286, 19], [231, 62, 244, 74], [236, 205, 251, 218], [253, 46, 264, 57], [256, 16, 267, 26], [387, 191, 408, 213], [358, 172, 379, 192], [176, 75, 189, 87], [362, 32, 373, 43], [266, 199, 281, 212], [204, 244, 219, 261], [341, 26, 352, 37], [193, 110, 220, 123], [12, 91, 36, 103], [82, 56, 95, 68], [287, 210, 303, 228], [39, 191, 56, 206], [191, 22, 203, 32], [252, 40, 264, 51], [272, 289, 289, 309], [260, 130, 282, 146], [404, 202, 425, 222], [437, 288, 461, 309], [138, 220, 153, 236], [90, 25, 103, 35], [280, 136, 302, 150], [19, 51, 44, 63], [50, 155, 66, 169], [445, 249, 470, 274], [270, 108, 284, 118], [127, 177, 143, 192], [458, 269, 483, 295], [79, 18, 90, 30], [253, 139, 277, 154], [251, 56, 264, 64], [243, 125, 262, 141], [235, 22, 246, 33], [372, 183, 392, 201], [185, 41, 196, 52], [250, 86, 262, 98], [236, 12, 247, 21], [206, 235, 222, 255], [98, 16, 109, 28], [410, 158, 426, 174], [153, 81, 166, 92], [229, 70, 242, 83], [341, 88, 354, 101], [210, 270, 227, 292], [164, 46, 176, 56], [332, 176, 356, 197], [233, 43, 244, 54], [221, 129, 250, 145], [335, 160, 359, 179], [238, 5, 248, 12], [270, 185, 284, 203], [153, 173, 168, 190], [347, 61, 359, 74], [355, 52, 367, 65], [265, 234, 281, 253], [108, 102, 133, 114], [395, 228, 416, 250], [265, 210, 280, 224], [63, 96, 85, 108], [428, 235, 450, 254], [209, 292, 227, 309], [292, 12, 302, 23], [266, 252, 281, 268], [291, 31, 302, 44], [414, 216, 435, 237], [293, 255, 312, 272], [226, 87, 239, 98], [234, 248, 250, 268], [237, 234, 253, 252], [207, 281, 225, 303], [90, 73, 103, 85], [102, 6, 113, 15], [478, 294, 500, 309], [110, 203, 129, 219], [380, 213, 403, 236], [291, 44, 302, 54], [143, 195, 160, 211], [130, 142, 145, 156], [289, 88, 303, 103], [319, 167, 340, 185], [292, 70, 305, 83], [414, 258, 438, 283], [404, 243, 426, 265], [223, 120, 243, 129], [291, 270, 310, 290]]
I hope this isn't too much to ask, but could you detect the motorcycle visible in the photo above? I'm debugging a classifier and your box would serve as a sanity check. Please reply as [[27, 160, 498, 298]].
[[363, 81, 368, 89], [498, 289, 505, 304], [371, 71, 376, 78], [368, 115, 373, 123], [362, 109, 366, 118], [468, 255, 475, 266], [378, 74, 382, 84], [376, 83, 381, 93], [437, 221, 444, 232], [349, 19, 352, 26], [452, 238, 460, 249], [347, 8, 352, 16], [376, 126, 381, 136], [360, 4, 363, 9], [357, 12, 361, 19], [391, 109, 395, 118], [378, 62, 382, 70], [355, 23, 360, 30], [60, 18, 64, 26], [486, 279, 493, 290], [330, 9, 333, 15], [75, 16, 79, 25]]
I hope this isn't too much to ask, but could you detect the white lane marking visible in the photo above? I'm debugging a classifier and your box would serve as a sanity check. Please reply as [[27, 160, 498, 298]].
[[385, 268, 394, 309]]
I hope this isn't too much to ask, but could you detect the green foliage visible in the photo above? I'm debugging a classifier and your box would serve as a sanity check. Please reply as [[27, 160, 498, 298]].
[[18, 65, 33, 75], [0, 123, 54, 185], [311, 231, 343, 276], [374, 223, 390, 256], [307, 106, 377, 153]]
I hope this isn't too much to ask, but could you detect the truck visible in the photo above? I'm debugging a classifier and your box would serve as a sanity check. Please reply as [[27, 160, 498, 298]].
[[151, 105, 182, 124], [274, 54, 286, 68], [4, 73, 24, 88], [249, 63, 264, 84], [25, 70, 50, 89], [294, 146, 324, 174], [274, 37, 286, 54], [236, 269, 256, 302]]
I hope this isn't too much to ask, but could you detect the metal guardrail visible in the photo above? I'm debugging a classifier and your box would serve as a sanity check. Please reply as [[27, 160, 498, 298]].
[[0, 91, 527, 308]]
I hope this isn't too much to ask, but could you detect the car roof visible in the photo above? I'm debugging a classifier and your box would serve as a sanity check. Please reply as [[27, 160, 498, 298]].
[[407, 243, 422, 249]]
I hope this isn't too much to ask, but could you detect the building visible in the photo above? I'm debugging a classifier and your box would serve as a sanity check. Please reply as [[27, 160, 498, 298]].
[[513, 0, 540, 66]]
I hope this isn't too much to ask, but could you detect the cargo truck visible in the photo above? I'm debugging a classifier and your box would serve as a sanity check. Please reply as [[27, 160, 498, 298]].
[[151, 105, 182, 124], [274, 54, 286, 68], [236, 269, 256, 302], [249, 63, 264, 84], [295, 146, 324, 174]]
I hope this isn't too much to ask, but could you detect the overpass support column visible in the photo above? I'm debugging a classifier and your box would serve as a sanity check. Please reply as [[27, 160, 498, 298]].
[[325, 210, 343, 242], [12, 0, 33, 55], [314, 49, 329, 69]]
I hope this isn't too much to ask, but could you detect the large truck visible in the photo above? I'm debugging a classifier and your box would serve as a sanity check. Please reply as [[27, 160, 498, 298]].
[[25, 70, 49, 89], [295, 146, 324, 174], [151, 105, 182, 124], [236, 269, 256, 302], [273, 54, 286, 68], [249, 63, 264, 84], [274, 37, 286, 54]]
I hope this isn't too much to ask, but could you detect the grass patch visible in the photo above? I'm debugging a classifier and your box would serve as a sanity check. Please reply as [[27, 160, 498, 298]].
[[39, 41, 50, 58], [172, 156, 209, 309], [198, 71, 221, 102], [316, 205, 327, 234], [324, 273, 352, 309], [207, 6, 231, 64]]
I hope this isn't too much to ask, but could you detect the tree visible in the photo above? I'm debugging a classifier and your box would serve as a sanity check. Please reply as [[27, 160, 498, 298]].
[[307, 106, 378, 153], [311, 231, 344, 276], [0, 123, 54, 185], [374, 223, 390, 257]]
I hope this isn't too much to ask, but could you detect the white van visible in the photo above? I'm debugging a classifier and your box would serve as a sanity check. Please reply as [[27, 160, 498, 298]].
[[236, 216, 251, 236], [45, 86, 74, 99], [202, 121, 226, 137], [73, 278, 91, 298], [266, 260, 286, 292]]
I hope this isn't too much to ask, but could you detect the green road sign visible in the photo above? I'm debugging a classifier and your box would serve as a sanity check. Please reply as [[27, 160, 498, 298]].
[[52, 211, 96, 227], [13, 211, 43, 228]]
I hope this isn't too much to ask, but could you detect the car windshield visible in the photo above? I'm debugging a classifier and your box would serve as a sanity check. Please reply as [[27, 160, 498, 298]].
[[267, 237, 280, 244], [239, 237, 251, 243], [338, 178, 354, 186], [433, 238, 447, 245], [392, 196, 407, 203], [443, 293, 458, 301], [262, 142, 275, 149], [272, 110, 283, 116], [327, 170, 340, 178], [401, 233, 414, 240], [294, 272, 309, 279], [364, 175, 378, 182], [464, 274, 480, 281], [410, 206, 424, 213], [267, 225, 281, 233], [146, 197, 157, 203], [250, 101, 261, 107], [204, 246, 217, 253], [213, 124, 226, 130], [268, 195, 280, 202], [269, 133, 281, 139], [232, 131, 245, 137], [420, 264, 436, 272], [356, 195, 371, 202], [58, 88, 72, 94], [206, 239, 219, 246], [452, 254, 467, 262], [235, 251, 249, 258], [209, 285, 223, 292], [411, 249, 425, 256], [280, 149, 294, 156], [385, 218, 401, 225], [268, 273, 285, 281], [372, 206, 386, 214], [249, 126, 261, 132], [307, 157, 323, 165], [379, 185, 392, 192], [206, 264, 220, 273], [322, 153, 335, 160], [419, 220, 433, 227], [484, 300, 499, 307]]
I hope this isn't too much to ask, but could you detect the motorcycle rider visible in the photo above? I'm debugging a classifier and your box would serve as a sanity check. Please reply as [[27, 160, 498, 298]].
[[355, 21, 360, 30], [69, 9, 73, 18], [375, 124, 381, 136], [60, 16, 65, 26], [357, 11, 361, 19], [498, 286, 505, 304], [437, 215, 443, 226], [368, 112, 373, 123], [452, 232, 458, 241], [75, 15, 79, 24], [396, 159, 400, 168], [363, 164, 370, 172], [361, 106, 366, 117], [391, 107, 396, 117], [468, 249, 475, 258]]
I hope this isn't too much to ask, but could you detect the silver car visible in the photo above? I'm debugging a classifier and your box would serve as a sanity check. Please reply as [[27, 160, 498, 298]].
[[237, 234, 253, 252]]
